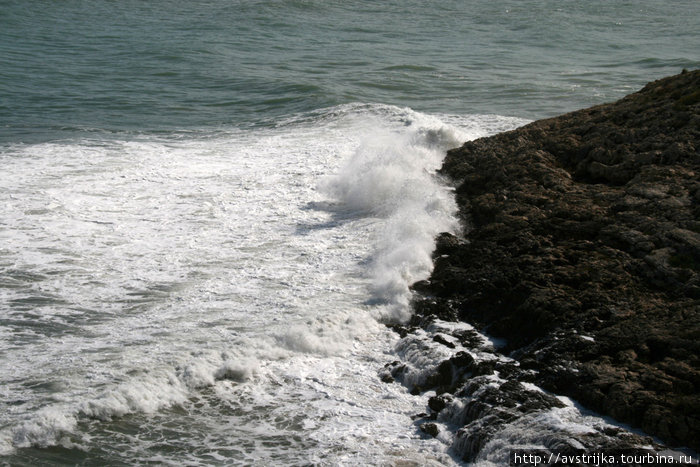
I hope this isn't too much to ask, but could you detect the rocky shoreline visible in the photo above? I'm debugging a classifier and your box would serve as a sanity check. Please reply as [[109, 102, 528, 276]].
[[390, 70, 699, 461]]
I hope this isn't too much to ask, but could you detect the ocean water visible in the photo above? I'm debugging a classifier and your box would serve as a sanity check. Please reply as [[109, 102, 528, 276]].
[[1, 0, 698, 465]]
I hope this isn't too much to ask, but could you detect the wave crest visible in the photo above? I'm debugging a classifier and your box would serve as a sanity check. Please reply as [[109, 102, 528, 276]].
[[321, 107, 461, 321]]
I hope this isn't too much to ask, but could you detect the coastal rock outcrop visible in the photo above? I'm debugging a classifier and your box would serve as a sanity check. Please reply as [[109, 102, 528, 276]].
[[410, 70, 700, 454]]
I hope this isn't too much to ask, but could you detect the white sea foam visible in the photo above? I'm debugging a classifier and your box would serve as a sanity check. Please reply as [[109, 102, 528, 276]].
[[0, 104, 526, 464], [321, 109, 465, 321], [11, 407, 79, 450]]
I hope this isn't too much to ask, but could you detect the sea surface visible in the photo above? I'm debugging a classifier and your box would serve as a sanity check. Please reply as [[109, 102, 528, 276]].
[[1, 1, 698, 465]]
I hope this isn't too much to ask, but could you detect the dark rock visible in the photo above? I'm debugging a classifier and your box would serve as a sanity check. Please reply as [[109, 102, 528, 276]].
[[417, 70, 700, 451], [425, 360, 453, 391], [379, 372, 394, 384], [392, 302, 665, 462], [428, 393, 453, 412], [420, 422, 440, 437], [380, 360, 406, 383], [385, 323, 415, 338], [432, 333, 456, 348]]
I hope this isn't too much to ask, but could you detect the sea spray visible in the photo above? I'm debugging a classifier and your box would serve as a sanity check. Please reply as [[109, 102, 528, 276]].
[[321, 110, 463, 321], [0, 104, 529, 465]]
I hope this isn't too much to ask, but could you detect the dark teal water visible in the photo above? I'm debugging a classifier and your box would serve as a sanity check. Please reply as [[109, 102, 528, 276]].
[[2, 0, 698, 142]]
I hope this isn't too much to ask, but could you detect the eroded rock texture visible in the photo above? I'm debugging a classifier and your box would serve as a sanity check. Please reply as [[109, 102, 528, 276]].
[[414, 70, 700, 450]]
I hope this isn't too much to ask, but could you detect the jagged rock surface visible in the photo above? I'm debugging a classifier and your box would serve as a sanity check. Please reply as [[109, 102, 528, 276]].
[[386, 318, 663, 463], [413, 70, 700, 451]]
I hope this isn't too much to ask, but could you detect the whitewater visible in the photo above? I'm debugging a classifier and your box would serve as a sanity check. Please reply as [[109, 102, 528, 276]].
[[0, 104, 525, 465]]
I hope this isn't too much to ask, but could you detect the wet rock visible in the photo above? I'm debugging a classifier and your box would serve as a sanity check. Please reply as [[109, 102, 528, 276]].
[[389, 314, 669, 462], [419, 422, 440, 437], [415, 70, 700, 451], [379, 360, 405, 383], [432, 333, 456, 348], [379, 372, 394, 384], [428, 393, 453, 412]]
